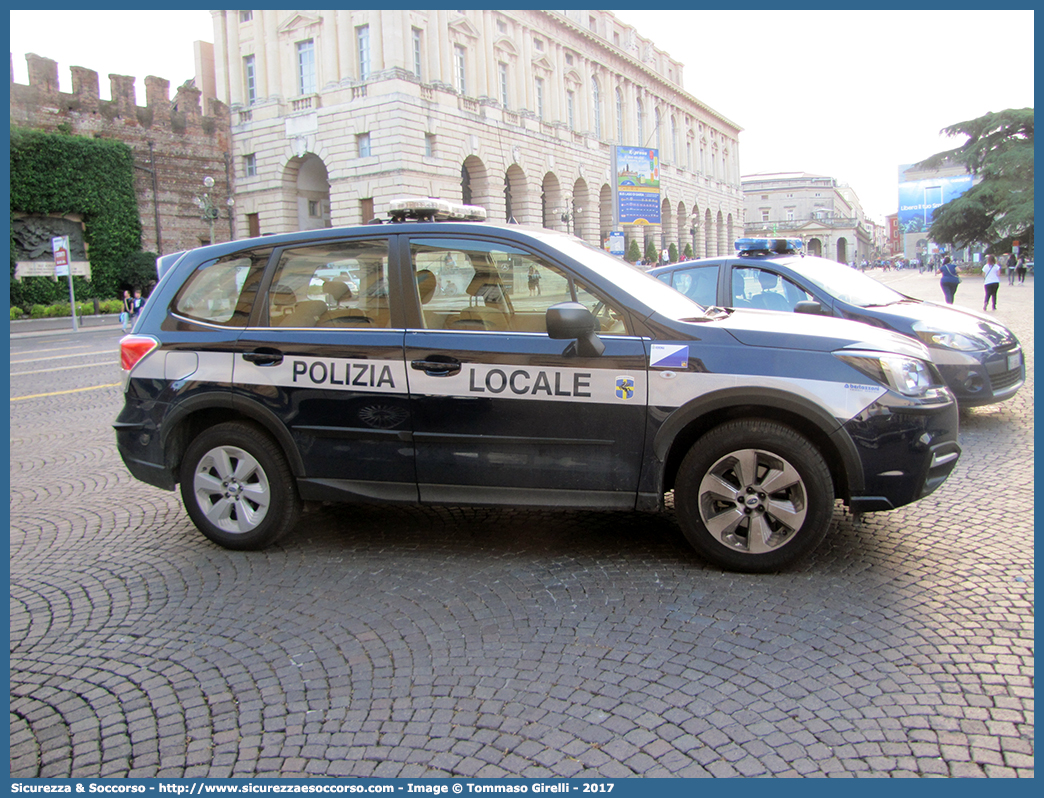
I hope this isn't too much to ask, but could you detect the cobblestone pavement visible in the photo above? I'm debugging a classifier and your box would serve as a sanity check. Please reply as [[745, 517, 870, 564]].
[[10, 270, 1033, 778]]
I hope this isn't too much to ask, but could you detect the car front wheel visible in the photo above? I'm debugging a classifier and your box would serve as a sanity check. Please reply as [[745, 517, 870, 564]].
[[674, 420, 834, 572], [179, 421, 301, 550]]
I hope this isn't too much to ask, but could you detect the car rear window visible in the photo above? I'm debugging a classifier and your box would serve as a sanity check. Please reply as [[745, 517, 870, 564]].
[[172, 250, 271, 326]]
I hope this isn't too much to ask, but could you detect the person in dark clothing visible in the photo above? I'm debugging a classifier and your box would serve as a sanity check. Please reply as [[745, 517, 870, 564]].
[[1016, 255, 1028, 284], [939, 255, 960, 304]]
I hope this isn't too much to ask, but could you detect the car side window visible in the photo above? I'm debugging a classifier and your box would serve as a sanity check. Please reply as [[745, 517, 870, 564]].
[[410, 238, 629, 335], [172, 249, 271, 326], [733, 267, 811, 312], [263, 240, 391, 328], [668, 265, 717, 307]]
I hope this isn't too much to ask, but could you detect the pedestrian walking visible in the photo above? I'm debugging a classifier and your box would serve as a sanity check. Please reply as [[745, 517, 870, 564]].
[[939, 255, 960, 304], [1007, 252, 1017, 285], [1016, 255, 1028, 284], [527, 264, 541, 296], [982, 254, 1001, 311], [130, 288, 145, 326], [120, 290, 134, 333]]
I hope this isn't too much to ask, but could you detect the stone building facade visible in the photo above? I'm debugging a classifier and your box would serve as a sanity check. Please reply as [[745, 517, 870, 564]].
[[742, 171, 874, 264], [211, 9, 743, 258], [9, 52, 234, 256]]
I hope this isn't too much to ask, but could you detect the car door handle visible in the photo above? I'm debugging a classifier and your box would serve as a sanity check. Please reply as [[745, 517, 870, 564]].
[[242, 348, 284, 366], [411, 358, 461, 377]]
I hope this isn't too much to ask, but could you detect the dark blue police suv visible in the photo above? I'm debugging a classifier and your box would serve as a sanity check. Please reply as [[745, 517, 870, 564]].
[[115, 200, 961, 572]]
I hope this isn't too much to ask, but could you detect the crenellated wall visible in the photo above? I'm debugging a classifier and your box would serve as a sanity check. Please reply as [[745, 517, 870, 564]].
[[10, 53, 234, 255]]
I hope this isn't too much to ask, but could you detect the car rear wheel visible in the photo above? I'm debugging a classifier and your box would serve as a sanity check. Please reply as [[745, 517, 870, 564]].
[[674, 420, 834, 572], [179, 421, 301, 550]]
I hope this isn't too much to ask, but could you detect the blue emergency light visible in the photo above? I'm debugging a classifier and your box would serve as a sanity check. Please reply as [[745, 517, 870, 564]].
[[734, 237, 804, 256]]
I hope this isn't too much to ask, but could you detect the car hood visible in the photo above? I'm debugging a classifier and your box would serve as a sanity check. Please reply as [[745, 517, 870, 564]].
[[718, 308, 931, 359], [869, 300, 1018, 347]]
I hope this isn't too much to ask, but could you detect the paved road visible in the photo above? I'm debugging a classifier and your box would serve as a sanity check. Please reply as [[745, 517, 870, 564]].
[[9, 270, 1033, 778]]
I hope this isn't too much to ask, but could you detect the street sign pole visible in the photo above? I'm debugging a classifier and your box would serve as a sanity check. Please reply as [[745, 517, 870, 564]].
[[52, 235, 78, 332]]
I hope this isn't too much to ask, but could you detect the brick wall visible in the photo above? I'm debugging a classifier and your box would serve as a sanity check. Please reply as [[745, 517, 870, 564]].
[[10, 53, 233, 255]]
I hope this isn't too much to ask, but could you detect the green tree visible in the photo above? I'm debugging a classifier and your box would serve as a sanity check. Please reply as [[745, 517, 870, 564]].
[[123, 251, 159, 292], [668, 243, 678, 263], [644, 239, 658, 264], [626, 239, 642, 263], [917, 108, 1033, 253], [683, 243, 693, 260]]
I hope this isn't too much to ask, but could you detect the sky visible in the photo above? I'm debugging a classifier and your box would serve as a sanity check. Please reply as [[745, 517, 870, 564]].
[[9, 8, 1035, 223]]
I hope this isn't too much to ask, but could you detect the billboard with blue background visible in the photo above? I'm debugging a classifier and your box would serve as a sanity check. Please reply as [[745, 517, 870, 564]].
[[897, 165, 974, 234]]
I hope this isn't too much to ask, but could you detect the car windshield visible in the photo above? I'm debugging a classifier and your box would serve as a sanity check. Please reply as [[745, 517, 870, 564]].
[[779, 256, 908, 307], [536, 230, 713, 320]]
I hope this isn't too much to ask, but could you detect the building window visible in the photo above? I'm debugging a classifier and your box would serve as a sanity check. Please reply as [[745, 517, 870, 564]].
[[308, 200, 321, 218], [671, 116, 678, 163], [297, 40, 316, 95], [499, 62, 508, 109], [357, 132, 371, 158], [655, 108, 662, 155], [243, 153, 257, 177], [246, 213, 260, 237], [615, 87, 623, 143], [535, 77, 544, 121], [565, 53, 573, 66], [239, 10, 252, 23], [637, 100, 644, 146], [243, 55, 256, 105], [591, 78, 601, 139], [589, 15, 597, 32], [613, 31, 620, 47], [425, 133, 435, 158], [360, 198, 374, 223], [454, 45, 466, 94], [786, 208, 795, 221], [497, 20, 507, 34], [412, 27, 422, 79], [761, 210, 770, 222], [567, 90, 575, 131], [357, 25, 370, 80], [534, 37, 543, 51]]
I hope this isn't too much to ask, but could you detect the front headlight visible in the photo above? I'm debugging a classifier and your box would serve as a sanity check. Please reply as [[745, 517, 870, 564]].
[[836, 351, 940, 397], [912, 322, 987, 352]]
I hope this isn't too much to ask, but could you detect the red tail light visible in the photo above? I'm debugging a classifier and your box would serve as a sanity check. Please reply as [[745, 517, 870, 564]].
[[120, 335, 159, 372]]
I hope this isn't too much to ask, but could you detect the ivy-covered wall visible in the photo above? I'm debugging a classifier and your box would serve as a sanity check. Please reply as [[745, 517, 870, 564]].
[[10, 128, 142, 305]]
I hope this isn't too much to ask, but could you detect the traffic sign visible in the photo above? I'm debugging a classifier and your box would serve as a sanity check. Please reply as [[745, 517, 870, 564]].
[[52, 236, 70, 277]]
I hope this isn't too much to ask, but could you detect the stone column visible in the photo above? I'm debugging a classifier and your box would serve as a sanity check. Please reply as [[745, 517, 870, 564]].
[[145, 76, 170, 125], [71, 67, 100, 113]]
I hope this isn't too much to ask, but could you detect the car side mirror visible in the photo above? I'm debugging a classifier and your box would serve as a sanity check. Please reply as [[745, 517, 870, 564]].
[[546, 302, 605, 357], [794, 300, 824, 315]]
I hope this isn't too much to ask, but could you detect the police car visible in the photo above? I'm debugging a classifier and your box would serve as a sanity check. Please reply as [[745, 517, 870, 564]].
[[115, 200, 961, 572], [650, 239, 1025, 407]]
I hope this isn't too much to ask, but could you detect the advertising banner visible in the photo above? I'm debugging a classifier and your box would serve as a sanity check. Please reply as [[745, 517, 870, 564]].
[[616, 146, 660, 225], [897, 167, 974, 234]]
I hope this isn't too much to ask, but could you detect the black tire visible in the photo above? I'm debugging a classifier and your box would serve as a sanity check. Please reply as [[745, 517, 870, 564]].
[[179, 421, 301, 550], [674, 420, 834, 572]]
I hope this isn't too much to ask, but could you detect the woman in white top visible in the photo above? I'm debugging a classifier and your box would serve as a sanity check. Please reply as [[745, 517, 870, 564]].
[[982, 254, 1001, 311]]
